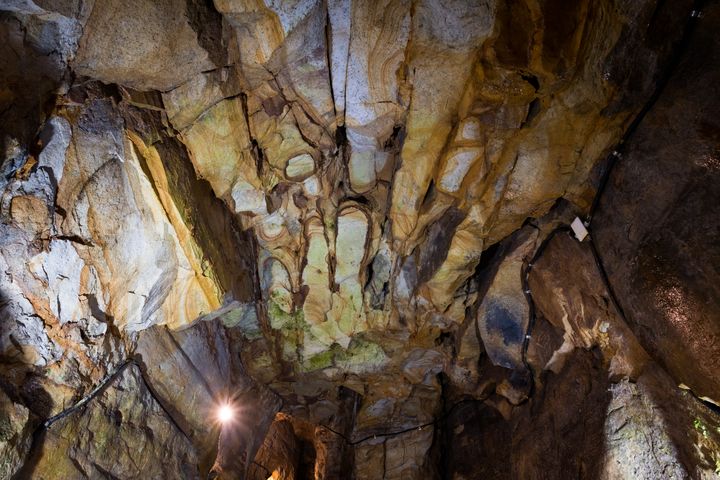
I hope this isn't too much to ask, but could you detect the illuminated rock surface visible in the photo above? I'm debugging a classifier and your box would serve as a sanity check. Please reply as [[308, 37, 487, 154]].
[[1, 0, 720, 478]]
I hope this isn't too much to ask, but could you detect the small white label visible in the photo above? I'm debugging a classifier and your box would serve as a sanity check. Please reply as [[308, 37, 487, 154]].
[[571, 217, 589, 242]]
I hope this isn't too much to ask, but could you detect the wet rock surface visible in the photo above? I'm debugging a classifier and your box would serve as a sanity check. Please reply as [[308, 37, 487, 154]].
[[595, 0, 720, 404], [1, 0, 719, 478]]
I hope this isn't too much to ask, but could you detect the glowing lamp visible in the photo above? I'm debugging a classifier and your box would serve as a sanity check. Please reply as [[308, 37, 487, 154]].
[[217, 404, 234, 424]]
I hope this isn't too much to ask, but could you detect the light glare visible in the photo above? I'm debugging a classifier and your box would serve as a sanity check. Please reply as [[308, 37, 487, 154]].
[[217, 404, 234, 423]]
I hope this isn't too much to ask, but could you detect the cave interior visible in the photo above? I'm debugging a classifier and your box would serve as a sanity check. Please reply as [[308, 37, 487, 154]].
[[1, 0, 720, 479]]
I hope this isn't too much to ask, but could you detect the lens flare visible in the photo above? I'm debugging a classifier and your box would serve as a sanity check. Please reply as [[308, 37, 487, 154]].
[[217, 404, 234, 424]]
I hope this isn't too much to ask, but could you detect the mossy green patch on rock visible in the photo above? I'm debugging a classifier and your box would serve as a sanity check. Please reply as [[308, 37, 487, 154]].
[[299, 336, 388, 374], [336, 337, 388, 373], [301, 343, 344, 372], [267, 298, 307, 363], [220, 304, 263, 340], [267, 298, 304, 331]]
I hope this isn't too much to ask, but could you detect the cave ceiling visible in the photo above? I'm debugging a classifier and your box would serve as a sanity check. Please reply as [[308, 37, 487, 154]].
[[1, 0, 720, 479]]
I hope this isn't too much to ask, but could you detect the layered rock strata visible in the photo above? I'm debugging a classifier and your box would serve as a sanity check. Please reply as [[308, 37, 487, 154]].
[[1, 0, 719, 478]]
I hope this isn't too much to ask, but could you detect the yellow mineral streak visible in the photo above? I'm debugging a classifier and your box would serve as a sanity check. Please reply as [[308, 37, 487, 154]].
[[126, 131, 221, 324]]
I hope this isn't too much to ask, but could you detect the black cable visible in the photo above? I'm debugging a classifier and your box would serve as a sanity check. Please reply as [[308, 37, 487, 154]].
[[520, 2, 704, 396], [42, 358, 135, 429], [585, 0, 705, 321], [243, 398, 489, 476], [587, 0, 705, 223], [317, 397, 486, 446], [11, 358, 139, 480], [520, 226, 572, 397], [27, 356, 192, 440], [586, 238, 629, 323]]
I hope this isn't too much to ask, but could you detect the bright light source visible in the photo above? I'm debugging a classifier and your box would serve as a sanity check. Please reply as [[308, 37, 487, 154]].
[[217, 404, 234, 424]]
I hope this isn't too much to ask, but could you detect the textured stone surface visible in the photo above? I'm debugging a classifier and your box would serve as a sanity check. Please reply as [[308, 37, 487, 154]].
[[72, 0, 216, 91], [21, 364, 201, 479], [0, 389, 33, 479], [518, 232, 720, 479], [529, 234, 651, 381], [477, 227, 538, 370], [0, 1, 80, 148], [1, 0, 719, 477], [443, 336, 720, 480], [136, 318, 281, 477], [248, 416, 300, 480], [595, 1, 720, 404]]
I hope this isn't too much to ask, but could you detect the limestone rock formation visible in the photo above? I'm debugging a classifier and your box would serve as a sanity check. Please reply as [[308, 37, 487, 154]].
[[18, 363, 201, 479], [1, 0, 720, 478]]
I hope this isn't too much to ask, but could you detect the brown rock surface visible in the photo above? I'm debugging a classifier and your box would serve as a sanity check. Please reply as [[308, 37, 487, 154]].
[[0, 389, 33, 479], [594, 0, 720, 403], [2, 0, 720, 478], [529, 233, 651, 381], [19, 363, 201, 479], [72, 0, 217, 91]]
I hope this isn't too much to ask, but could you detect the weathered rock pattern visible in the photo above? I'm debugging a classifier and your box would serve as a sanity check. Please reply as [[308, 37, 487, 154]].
[[595, 0, 720, 405], [0, 389, 32, 479], [528, 233, 651, 382], [19, 363, 201, 479], [1, 0, 720, 478]]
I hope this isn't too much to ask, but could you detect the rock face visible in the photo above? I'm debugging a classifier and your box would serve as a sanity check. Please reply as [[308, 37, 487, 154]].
[[1, 0, 720, 478], [0, 389, 32, 479], [595, 0, 720, 405], [18, 363, 201, 479]]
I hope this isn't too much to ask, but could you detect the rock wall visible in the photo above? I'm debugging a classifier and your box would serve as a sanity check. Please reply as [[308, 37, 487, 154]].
[[1, 0, 719, 478], [595, 0, 720, 404]]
